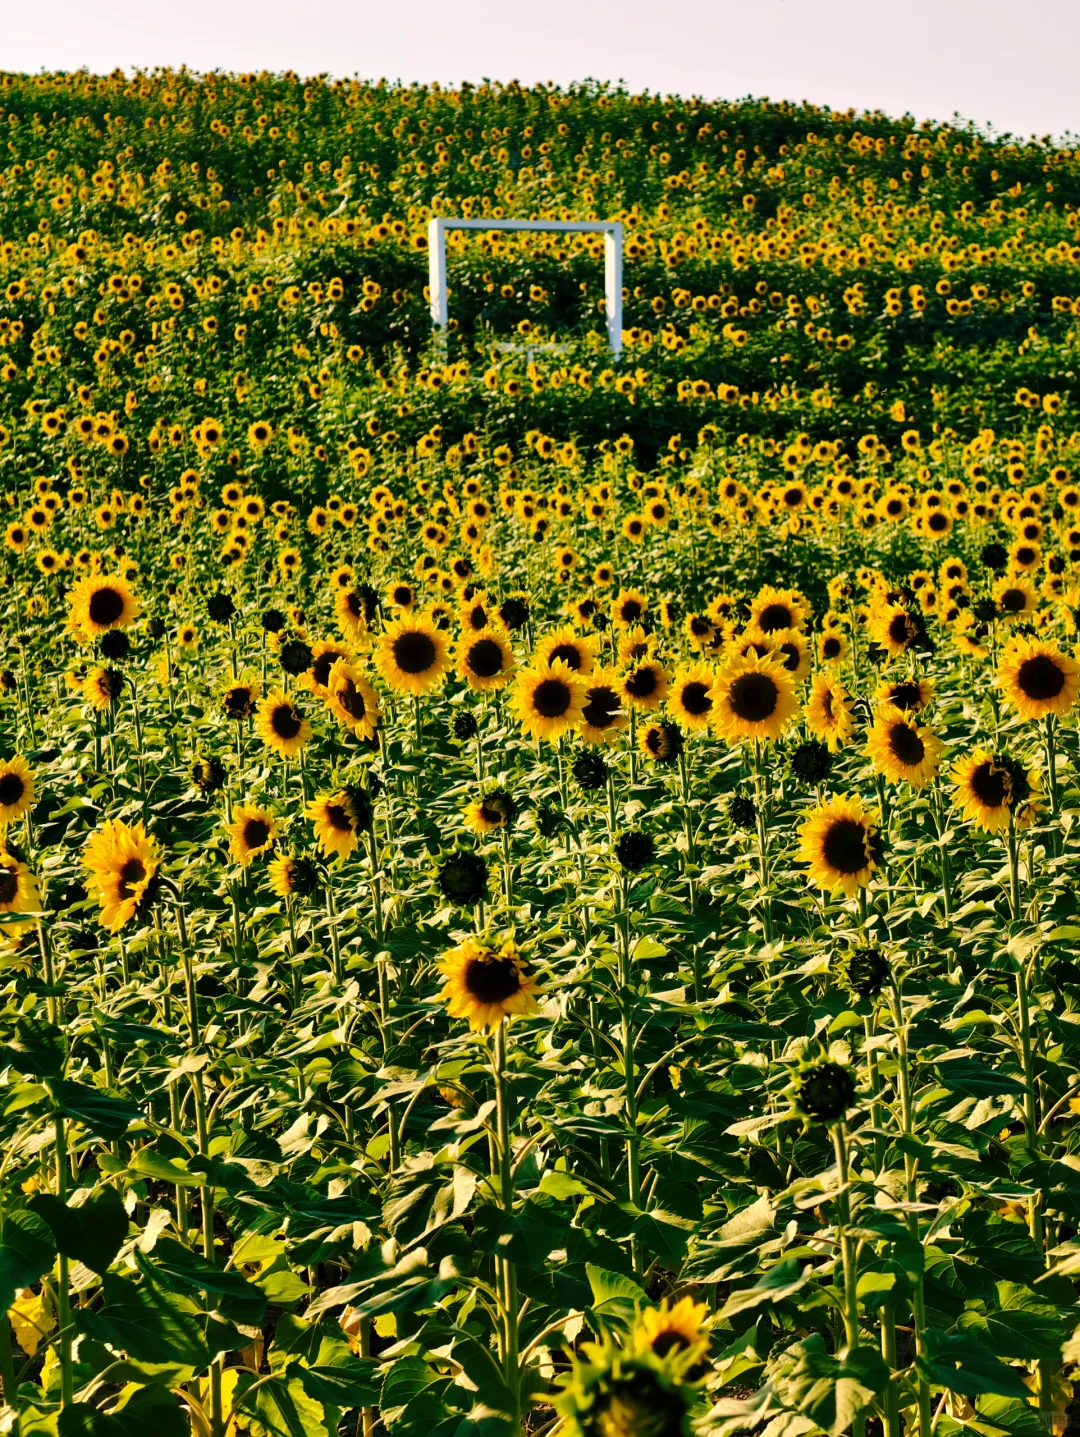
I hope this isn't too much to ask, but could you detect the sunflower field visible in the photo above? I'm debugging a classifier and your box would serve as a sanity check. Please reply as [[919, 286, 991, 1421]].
[[5, 65, 1080, 1437]]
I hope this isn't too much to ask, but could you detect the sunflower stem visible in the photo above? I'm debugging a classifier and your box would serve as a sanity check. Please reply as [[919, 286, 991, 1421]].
[[492, 1022, 520, 1415], [53, 1111, 74, 1411]]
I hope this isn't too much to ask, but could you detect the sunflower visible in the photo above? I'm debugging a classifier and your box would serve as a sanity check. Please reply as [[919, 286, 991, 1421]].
[[797, 794, 883, 896], [993, 574, 1038, 621], [712, 654, 797, 744], [0, 846, 39, 941], [616, 625, 658, 666], [512, 660, 587, 742], [463, 788, 516, 834], [869, 602, 919, 657], [222, 676, 261, 721], [639, 721, 683, 765], [255, 689, 312, 759], [304, 641, 352, 694], [749, 585, 807, 634], [866, 704, 942, 788], [872, 676, 933, 713], [438, 936, 539, 1030], [69, 573, 139, 637], [308, 789, 371, 860], [578, 668, 627, 745], [754, 625, 810, 682], [634, 1297, 710, 1359], [456, 628, 516, 692], [225, 804, 279, 866], [805, 673, 856, 751], [0, 756, 35, 826], [610, 588, 648, 629], [82, 819, 162, 930], [325, 659, 380, 740], [335, 586, 371, 641], [999, 638, 1080, 720], [620, 659, 668, 712], [375, 613, 451, 696], [533, 625, 598, 675], [83, 666, 124, 710], [817, 628, 848, 665], [267, 853, 319, 900], [664, 664, 715, 732], [952, 750, 1039, 832]]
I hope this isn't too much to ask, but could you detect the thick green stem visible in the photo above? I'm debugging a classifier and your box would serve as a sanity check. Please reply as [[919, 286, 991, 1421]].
[[492, 1023, 520, 1416]]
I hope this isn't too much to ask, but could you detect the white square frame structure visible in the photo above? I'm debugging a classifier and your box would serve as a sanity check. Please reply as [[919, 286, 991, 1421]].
[[428, 217, 623, 357]]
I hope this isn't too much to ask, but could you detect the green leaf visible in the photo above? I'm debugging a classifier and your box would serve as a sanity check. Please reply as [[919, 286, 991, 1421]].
[[79, 1273, 212, 1368], [585, 1264, 646, 1318], [935, 1060, 1027, 1098], [0, 1017, 66, 1078], [135, 1237, 268, 1326], [956, 1283, 1067, 1362], [128, 1148, 204, 1187], [293, 1359, 380, 1409], [0, 1202, 56, 1313], [774, 1334, 889, 1437], [243, 1372, 329, 1437], [101, 1384, 189, 1437], [537, 1171, 591, 1201], [55, 1081, 142, 1139], [916, 1330, 1031, 1398], [721, 1257, 811, 1318], [30, 1187, 128, 1274]]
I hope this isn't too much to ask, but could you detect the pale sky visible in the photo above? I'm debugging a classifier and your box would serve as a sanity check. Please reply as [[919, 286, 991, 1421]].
[[4, 0, 1078, 142]]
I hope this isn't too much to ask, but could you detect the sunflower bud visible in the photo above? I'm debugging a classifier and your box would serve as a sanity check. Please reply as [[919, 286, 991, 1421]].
[[792, 1059, 857, 1123], [280, 639, 314, 676], [261, 608, 286, 633], [192, 755, 226, 792], [99, 629, 131, 661], [207, 592, 236, 624], [573, 750, 608, 791], [789, 739, 831, 785], [615, 829, 654, 872], [437, 851, 488, 906], [727, 793, 757, 830], [452, 710, 479, 741]]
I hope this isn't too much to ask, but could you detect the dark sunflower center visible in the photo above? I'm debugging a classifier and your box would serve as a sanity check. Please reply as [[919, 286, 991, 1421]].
[[0, 868, 18, 904], [778, 642, 800, 672], [464, 956, 522, 1004], [821, 818, 870, 874], [225, 686, 253, 718], [0, 773, 26, 807], [271, 704, 302, 739], [338, 681, 367, 719], [887, 721, 925, 766], [928, 512, 948, 531], [650, 1330, 690, 1358], [467, 639, 504, 678], [970, 761, 1008, 808], [625, 666, 658, 698], [822, 689, 835, 720], [619, 600, 643, 622], [680, 681, 711, 715], [728, 672, 779, 722], [757, 602, 793, 633], [118, 857, 147, 898], [822, 635, 842, 658], [326, 803, 354, 832], [1017, 654, 1065, 700], [888, 614, 912, 644], [583, 686, 619, 728], [243, 819, 271, 850], [312, 652, 341, 687], [549, 643, 583, 670], [532, 677, 572, 718], [888, 681, 921, 711], [88, 587, 124, 626], [1016, 546, 1036, 564], [393, 631, 437, 674], [345, 592, 362, 617]]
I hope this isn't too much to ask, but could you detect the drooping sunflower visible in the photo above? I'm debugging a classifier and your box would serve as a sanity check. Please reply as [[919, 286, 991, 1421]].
[[82, 819, 162, 930], [0, 845, 40, 940], [639, 721, 683, 766], [998, 637, 1080, 720], [666, 664, 716, 732], [749, 584, 808, 635], [797, 794, 883, 896], [463, 788, 516, 834], [634, 1296, 710, 1360], [267, 853, 319, 900], [222, 676, 261, 721], [579, 669, 627, 745], [325, 659, 380, 740], [0, 756, 35, 826], [375, 613, 451, 696], [511, 660, 587, 742], [456, 627, 516, 692], [804, 673, 856, 752], [255, 689, 312, 759], [69, 573, 140, 637], [712, 654, 797, 744], [438, 936, 539, 1030], [306, 789, 370, 860], [620, 658, 669, 712], [866, 704, 942, 788], [225, 804, 279, 867], [953, 750, 1040, 832], [872, 676, 933, 713], [533, 625, 598, 676]]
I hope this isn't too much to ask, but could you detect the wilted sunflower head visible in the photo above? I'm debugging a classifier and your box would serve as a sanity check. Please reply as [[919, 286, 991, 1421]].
[[833, 945, 891, 998]]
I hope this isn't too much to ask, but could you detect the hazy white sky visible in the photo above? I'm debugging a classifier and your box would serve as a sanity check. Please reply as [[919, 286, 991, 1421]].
[[4, 0, 1077, 141]]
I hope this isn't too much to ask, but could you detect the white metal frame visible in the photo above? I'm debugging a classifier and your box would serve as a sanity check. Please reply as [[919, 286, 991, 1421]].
[[428, 217, 623, 357]]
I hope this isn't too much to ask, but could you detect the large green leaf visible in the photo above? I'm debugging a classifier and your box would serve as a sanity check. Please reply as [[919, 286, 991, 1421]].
[[79, 1273, 212, 1368], [773, 1335, 890, 1437], [916, 1330, 1031, 1398], [30, 1186, 128, 1274], [134, 1237, 268, 1326], [0, 1202, 56, 1313], [54, 1081, 142, 1139]]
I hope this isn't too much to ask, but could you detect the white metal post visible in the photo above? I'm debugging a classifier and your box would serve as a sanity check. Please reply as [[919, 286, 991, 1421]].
[[605, 222, 623, 357], [428, 216, 448, 328]]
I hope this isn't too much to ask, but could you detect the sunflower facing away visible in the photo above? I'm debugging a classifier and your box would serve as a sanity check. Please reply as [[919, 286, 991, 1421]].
[[712, 653, 797, 744], [953, 750, 1039, 832], [438, 935, 539, 1030], [325, 659, 380, 740], [82, 819, 162, 930], [375, 613, 451, 696], [255, 689, 312, 759], [998, 637, 1080, 721], [797, 794, 883, 895], [225, 804, 279, 867], [805, 673, 856, 752], [512, 659, 587, 742], [69, 573, 140, 637], [866, 703, 943, 788], [0, 756, 35, 826]]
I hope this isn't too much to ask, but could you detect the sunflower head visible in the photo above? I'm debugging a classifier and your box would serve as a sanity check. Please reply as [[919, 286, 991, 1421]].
[[633, 1297, 710, 1362], [999, 637, 1080, 720], [438, 935, 539, 1030], [82, 819, 162, 931], [639, 721, 683, 765], [464, 788, 516, 834], [833, 946, 891, 999], [223, 679, 260, 721], [573, 751, 608, 792], [788, 740, 831, 786], [615, 829, 654, 872], [727, 793, 757, 830], [268, 853, 320, 900], [953, 750, 1039, 831], [452, 710, 479, 742], [0, 757, 35, 825], [438, 851, 489, 906], [797, 794, 883, 895], [554, 1334, 698, 1437], [191, 755, 226, 793], [790, 1056, 858, 1124]]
